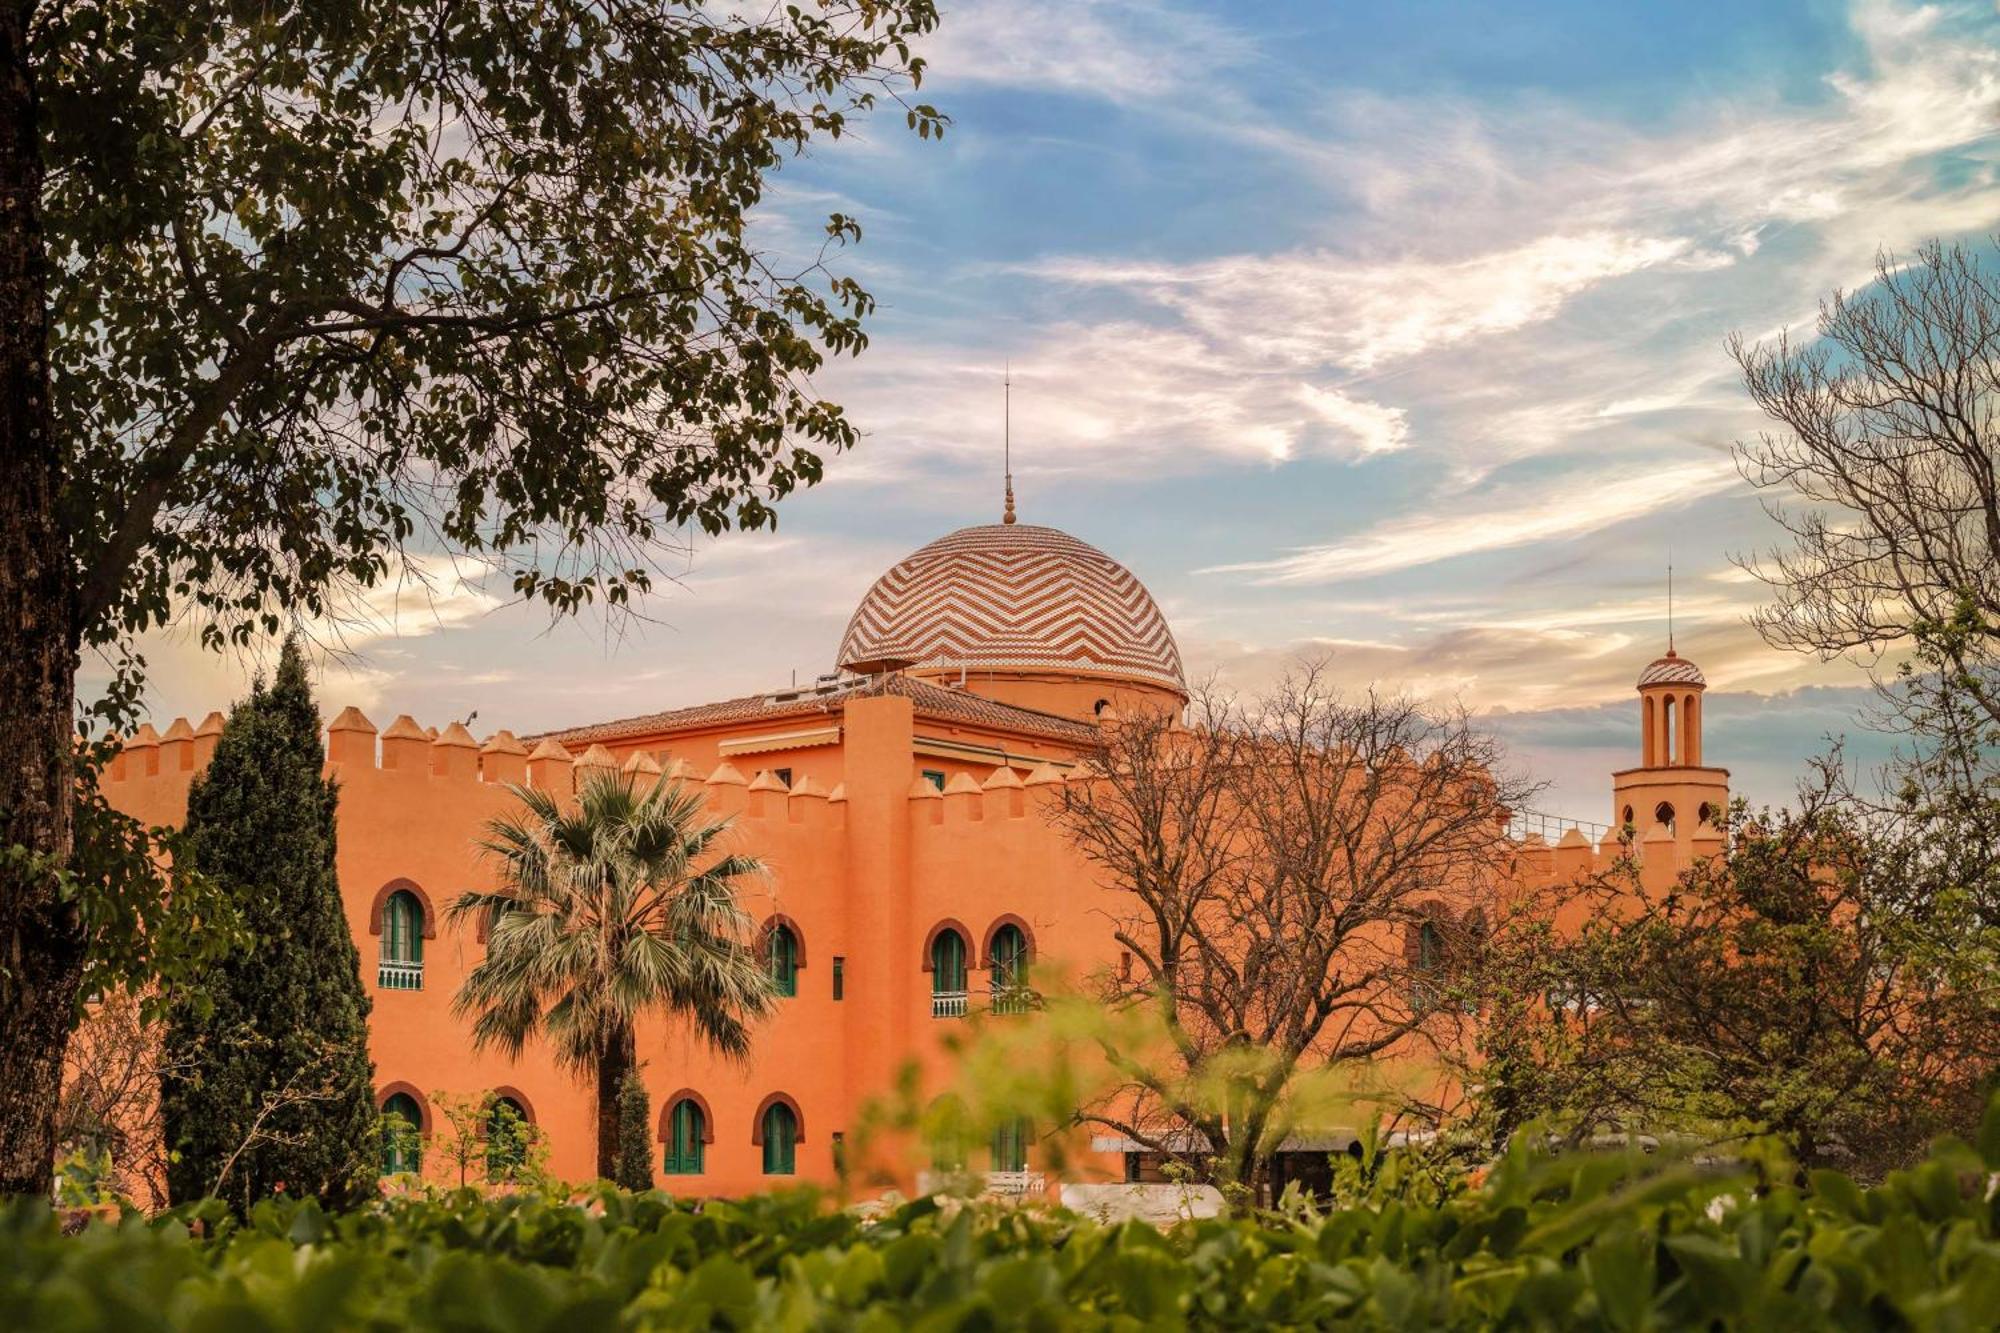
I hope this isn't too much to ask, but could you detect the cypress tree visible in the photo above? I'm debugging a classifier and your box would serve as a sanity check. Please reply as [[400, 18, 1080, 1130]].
[[160, 638, 376, 1210], [614, 1068, 653, 1191]]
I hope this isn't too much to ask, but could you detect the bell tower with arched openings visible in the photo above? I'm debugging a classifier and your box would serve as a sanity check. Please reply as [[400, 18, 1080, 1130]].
[[1611, 648, 1729, 852]]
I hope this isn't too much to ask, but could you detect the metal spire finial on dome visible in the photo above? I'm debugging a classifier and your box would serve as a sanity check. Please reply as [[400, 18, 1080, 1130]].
[[1002, 363, 1016, 525], [1667, 553, 1674, 655]]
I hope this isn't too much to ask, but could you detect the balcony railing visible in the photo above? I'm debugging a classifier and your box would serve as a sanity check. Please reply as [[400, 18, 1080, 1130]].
[[988, 986, 1032, 1016], [984, 1170, 1046, 1197], [378, 960, 424, 991], [931, 989, 967, 1019]]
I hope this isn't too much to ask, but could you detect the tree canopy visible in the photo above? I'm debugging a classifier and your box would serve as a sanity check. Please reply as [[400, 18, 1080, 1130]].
[[0, 0, 938, 1192], [43, 0, 941, 651]]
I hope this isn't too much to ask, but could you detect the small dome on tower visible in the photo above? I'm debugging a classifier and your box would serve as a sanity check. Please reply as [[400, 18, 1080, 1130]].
[[1637, 650, 1705, 689]]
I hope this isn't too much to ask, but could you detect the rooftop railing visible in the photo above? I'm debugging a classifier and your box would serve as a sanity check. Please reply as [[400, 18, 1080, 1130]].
[[1507, 808, 1611, 845]]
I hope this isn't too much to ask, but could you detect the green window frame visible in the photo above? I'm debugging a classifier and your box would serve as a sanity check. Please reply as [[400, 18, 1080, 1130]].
[[1417, 921, 1443, 974], [832, 955, 844, 1001], [380, 1093, 423, 1176], [761, 1102, 798, 1175], [991, 1116, 1032, 1174], [767, 924, 799, 998], [989, 924, 1028, 989], [380, 891, 425, 990], [485, 1096, 530, 1178], [989, 924, 1030, 1014], [662, 1098, 705, 1176], [921, 769, 946, 792], [930, 930, 966, 994]]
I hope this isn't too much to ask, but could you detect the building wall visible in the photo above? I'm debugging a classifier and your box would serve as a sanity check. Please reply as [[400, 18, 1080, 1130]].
[[101, 694, 1126, 1198], [98, 670, 1725, 1200]]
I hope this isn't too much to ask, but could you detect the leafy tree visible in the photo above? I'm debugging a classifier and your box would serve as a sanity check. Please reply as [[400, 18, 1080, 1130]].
[[1050, 663, 1533, 1204], [1472, 763, 1998, 1178], [159, 639, 376, 1211], [615, 1069, 653, 1193], [0, 0, 939, 1193], [453, 772, 774, 1180]]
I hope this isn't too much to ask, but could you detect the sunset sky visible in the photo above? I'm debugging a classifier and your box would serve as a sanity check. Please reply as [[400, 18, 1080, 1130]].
[[122, 0, 2000, 820]]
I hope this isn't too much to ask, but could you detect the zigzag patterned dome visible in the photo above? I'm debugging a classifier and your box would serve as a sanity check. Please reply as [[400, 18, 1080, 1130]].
[[838, 524, 1185, 692]]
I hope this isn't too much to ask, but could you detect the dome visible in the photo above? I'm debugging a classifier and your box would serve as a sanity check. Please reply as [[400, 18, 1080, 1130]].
[[837, 524, 1185, 692], [1637, 651, 1705, 688]]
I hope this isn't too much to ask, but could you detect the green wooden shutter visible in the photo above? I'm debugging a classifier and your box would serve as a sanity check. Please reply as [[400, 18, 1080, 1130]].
[[991, 1116, 1030, 1173], [762, 1103, 796, 1175], [931, 931, 965, 993], [664, 1099, 704, 1175], [769, 926, 797, 997]]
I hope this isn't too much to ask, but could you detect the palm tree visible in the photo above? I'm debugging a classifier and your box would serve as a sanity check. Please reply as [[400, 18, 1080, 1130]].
[[451, 771, 777, 1180]]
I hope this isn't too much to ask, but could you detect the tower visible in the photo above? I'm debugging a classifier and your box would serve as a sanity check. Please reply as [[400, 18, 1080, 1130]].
[[1611, 649, 1728, 849]]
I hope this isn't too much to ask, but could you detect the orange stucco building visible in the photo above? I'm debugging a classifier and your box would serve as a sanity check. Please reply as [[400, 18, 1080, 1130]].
[[102, 508, 1726, 1199]]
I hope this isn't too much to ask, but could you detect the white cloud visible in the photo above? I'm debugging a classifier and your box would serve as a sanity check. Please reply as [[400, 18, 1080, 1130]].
[[1027, 230, 1695, 373], [1296, 385, 1410, 455], [1205, 458, 1741, 584], [918, 1, 1254, 103]]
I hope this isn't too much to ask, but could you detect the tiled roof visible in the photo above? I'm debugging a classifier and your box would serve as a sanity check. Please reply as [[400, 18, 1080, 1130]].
[[838, 523, 1185, 691], [539, 673, 1100, 748], [1637, 652, 1706, 688]]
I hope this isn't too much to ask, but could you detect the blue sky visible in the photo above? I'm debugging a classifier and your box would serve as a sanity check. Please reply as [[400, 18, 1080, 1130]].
[[129, 0, 2000, 820]]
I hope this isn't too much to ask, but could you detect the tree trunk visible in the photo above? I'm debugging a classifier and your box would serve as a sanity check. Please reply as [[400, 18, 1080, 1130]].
[[0, 0, 81, 1199], [595, 1027, 634, 1181]]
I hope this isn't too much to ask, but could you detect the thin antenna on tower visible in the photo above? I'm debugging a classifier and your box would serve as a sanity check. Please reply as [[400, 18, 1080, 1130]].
[[1667, 553, 1675, 654], [1002, 363, 1016, 525]]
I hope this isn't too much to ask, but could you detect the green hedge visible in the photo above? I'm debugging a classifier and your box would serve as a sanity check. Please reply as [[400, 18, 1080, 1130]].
[[4, 1117, 1998, 1330]]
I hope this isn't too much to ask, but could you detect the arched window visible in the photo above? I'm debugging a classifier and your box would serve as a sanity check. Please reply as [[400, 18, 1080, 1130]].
[[1416, 922, 1444, 974], [1662, 696, 1677, 763], [1697, 802, 1714, 827], [486, 1095, 531, 1179], [991, 1116, 1032, 1174], [1621, 805, 1635, 828], [760, 1101, 798, 1175], [930, 928, 968, 1018], [380, 1092, 424, 1176], [379, 890, 424, 990], [663, 1098, 706, 1176], [766, 923, 800, 998], [988, 923, 1030, 1014], [1655, 802, 1677, 834]]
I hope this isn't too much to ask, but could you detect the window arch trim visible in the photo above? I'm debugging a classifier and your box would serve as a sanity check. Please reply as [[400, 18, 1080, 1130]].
[[750, 1092, 805, 1144], [980, 915, 1036, 969], [377, 1082, 432, 1135], [1404, 899, 1451, 967], [757, 915, 808, 968], [489, 1086, 536, 1126], [656, 1090, 716, 1145], [367, 878, 438, 939], [921, 919, 972, 971]]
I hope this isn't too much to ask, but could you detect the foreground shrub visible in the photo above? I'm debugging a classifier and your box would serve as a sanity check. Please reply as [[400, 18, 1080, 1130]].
[[3, 1114, 1997, 1330]]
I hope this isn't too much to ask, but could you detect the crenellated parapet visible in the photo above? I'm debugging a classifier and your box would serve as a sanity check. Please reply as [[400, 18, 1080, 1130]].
[[1502, 816, 1727, 890], [907, 762, 1066, 836]]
